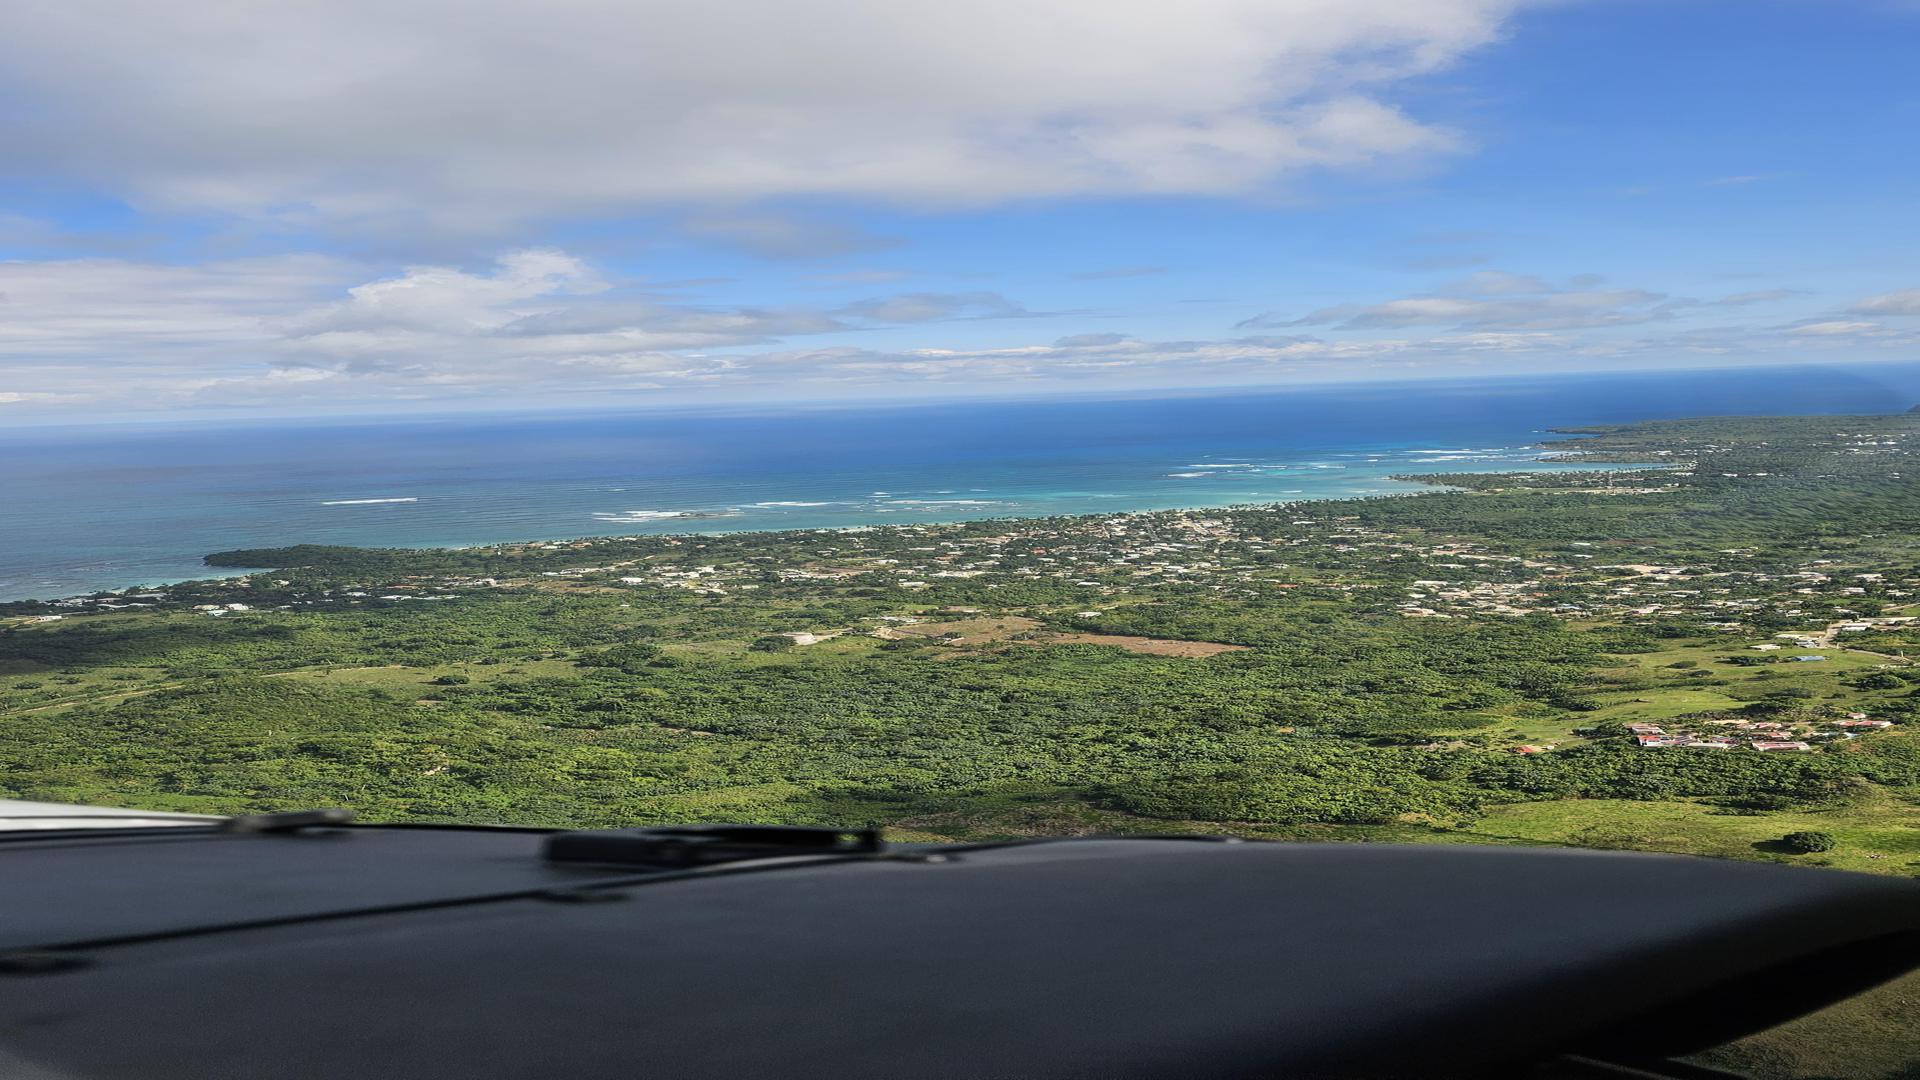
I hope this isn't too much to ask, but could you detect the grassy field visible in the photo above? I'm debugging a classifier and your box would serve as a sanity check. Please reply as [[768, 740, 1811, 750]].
[[1463, 792, 1920, 875]]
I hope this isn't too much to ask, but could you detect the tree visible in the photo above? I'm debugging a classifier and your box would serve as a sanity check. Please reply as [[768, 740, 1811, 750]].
[[580, 643, 662, 673], [1780, 830, 1836, 854], [749, 635, 795, 653], [431, 674, 470, 685]]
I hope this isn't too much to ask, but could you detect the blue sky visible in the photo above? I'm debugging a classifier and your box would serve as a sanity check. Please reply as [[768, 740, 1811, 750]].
[[0, 0, 1916, 419]]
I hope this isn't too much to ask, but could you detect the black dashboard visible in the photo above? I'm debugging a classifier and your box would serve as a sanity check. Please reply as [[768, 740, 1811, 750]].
[[1, 819, 1915, 1078]]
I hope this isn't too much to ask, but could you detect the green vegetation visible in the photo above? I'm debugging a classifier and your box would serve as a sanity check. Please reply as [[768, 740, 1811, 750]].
[[6, 412, 1920, 878], [1782, 829, 1838, 854]]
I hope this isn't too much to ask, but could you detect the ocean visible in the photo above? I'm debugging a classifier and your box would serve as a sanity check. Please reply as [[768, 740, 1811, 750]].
[[5, 364, 1920, 601]]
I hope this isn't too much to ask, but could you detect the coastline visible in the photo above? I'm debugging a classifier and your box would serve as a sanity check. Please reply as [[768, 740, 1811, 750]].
[[15, 361, 1887, 604], [9, 446, 1626, 607]]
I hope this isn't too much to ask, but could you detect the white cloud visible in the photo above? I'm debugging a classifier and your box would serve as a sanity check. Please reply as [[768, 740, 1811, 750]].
[[692, 327, 1601, 389], [0, 254, 356, 364], [838, 292, 1028, 323], [1849, 289, 1920, 316], [0, 391, 74, 404], [1247, 273, 1679, 331], [287, 250, 606, 336], [1440, 270, 1553, 296], [1787, 320, 1886, 336], [5, 249, 1914, 414], [0, 250, 860, 406], [0, 1, 1521, 233]]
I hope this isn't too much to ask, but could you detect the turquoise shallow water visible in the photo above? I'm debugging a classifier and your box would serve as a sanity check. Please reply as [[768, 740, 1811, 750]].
[[5, 364, 1920, 601]]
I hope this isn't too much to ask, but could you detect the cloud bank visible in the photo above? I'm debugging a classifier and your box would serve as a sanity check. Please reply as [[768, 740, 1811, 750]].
[[3, 250, 1911, 414], [0, 1, 1519, 234]]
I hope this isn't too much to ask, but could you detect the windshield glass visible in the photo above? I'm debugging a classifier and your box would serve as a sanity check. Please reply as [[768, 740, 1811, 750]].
[[1, 3, 1916, 1074]]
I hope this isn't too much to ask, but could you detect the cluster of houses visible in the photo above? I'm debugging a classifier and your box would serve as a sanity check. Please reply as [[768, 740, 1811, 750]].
[[26, 591, 165, 614], [1626, 715, 1893, 752], [191, 603, 252, 616]]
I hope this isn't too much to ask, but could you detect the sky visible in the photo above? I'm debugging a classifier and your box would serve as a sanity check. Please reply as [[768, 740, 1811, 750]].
[[0, 0, 1916, 421]]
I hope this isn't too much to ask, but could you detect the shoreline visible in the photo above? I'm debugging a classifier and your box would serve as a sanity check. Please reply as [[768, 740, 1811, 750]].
[[7, 373, 1914, 605], [8, 449, 1632, 606]]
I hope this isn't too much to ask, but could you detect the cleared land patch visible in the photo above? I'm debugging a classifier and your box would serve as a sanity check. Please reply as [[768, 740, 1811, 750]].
[[876, 615, 1248, 657], [1043, 632, 1250, 658], [875, 615, 1042, 645]]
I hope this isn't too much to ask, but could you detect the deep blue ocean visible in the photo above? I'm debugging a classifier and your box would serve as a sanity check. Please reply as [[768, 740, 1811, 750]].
[[6, 364, 1920, 601]]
